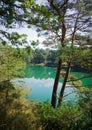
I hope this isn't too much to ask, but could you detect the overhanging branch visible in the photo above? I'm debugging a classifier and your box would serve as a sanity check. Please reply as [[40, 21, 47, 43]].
[[67, 75, 92, 82]]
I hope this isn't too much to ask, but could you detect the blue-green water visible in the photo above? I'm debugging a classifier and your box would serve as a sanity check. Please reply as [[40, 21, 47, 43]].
[[16, 66, 92, 102]]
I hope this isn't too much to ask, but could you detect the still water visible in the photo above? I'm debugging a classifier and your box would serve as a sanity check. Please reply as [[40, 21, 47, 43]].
[[15, 66, 92, 102]]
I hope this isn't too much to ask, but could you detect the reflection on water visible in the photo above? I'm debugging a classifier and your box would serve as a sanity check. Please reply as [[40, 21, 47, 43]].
[[14, 77, 77, 103], [14, 66, 92, 102], [24, 66, 92, 87], [24, 66, 56, 79]]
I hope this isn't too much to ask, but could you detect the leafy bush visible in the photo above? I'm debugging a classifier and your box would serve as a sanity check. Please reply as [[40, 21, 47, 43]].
[[39, 102, 81, 130], [39, 89, 92, 130]]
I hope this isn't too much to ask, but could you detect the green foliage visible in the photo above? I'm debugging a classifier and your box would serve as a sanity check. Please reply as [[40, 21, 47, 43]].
[[58, 45, 92, 71], [68, 74, 83, 88], [10, 32, 28, 46], [22, 47, 33, 64], [0, 44, 25, 81], [0, 43, 39, 130], [32, 49, 46, 64], [75, 47, 92, 70], [31, 40, 39, 49], [0, 80, 40, 130], [38, 88, 92, 130], [0, 80, 92, 130], [73, 88, 92, 130], [31, 49, 58, 66]]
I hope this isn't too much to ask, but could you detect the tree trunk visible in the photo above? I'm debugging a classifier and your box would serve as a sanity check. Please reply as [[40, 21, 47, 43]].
[[51, 59, 62, 108], [51, 22, 66, 108], [58, 61, 71, 107]]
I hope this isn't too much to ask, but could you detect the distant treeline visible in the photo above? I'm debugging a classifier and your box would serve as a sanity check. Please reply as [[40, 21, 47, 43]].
[[31, 49, 58, 67], [23, 48, 91, 72]]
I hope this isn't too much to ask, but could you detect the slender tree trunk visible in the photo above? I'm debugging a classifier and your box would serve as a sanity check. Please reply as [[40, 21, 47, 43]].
[[51, 22, 66, 108], [49, 0, 68, 108], [57, 12, 79, 107], [58, 61, 71, 107], [51, 59, 62, 108]]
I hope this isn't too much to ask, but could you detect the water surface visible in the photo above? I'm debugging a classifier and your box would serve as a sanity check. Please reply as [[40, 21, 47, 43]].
[[16, 66, 92, 102]]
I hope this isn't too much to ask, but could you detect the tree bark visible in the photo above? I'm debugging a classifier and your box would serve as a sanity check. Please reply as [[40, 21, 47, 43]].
[[51, 59, 62, 108], [51, 21, 66, 108], [49, 0, 68, 108], [58, 61, 71, 107]]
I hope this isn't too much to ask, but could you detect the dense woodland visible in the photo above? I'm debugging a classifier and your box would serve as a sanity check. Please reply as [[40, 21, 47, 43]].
[[0, 0, 92, 130]]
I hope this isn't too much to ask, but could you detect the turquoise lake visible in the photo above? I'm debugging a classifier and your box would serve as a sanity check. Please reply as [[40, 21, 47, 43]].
[[15, 66, 92, 102]]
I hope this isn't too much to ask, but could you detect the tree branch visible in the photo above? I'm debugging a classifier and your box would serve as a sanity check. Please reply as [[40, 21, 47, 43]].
[[60, 0, 69, 9], [67, 75, 92, 82], [47, 0, 61, 15]]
